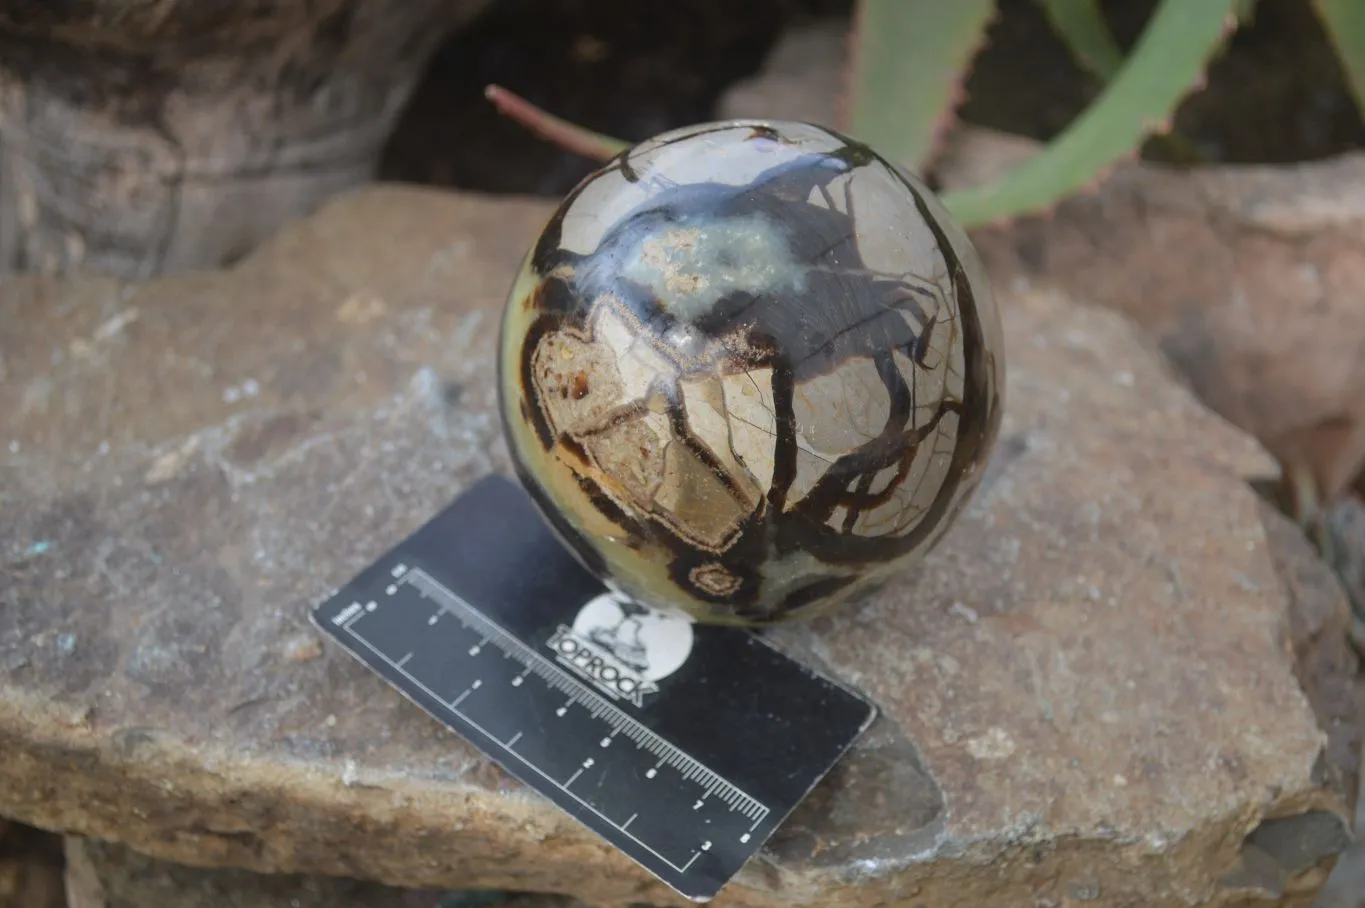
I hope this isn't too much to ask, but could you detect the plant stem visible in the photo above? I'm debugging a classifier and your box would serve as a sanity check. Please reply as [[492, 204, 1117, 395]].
[[484, 85, 628, 163]]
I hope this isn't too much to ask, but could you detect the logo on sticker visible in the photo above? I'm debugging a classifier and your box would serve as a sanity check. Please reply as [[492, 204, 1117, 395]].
[[547, 592, 694, 707]]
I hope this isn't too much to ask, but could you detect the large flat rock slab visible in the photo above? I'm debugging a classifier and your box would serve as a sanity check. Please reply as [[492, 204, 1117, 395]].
[[62, 836, 585, 908], [0, 186, 1352, 906]]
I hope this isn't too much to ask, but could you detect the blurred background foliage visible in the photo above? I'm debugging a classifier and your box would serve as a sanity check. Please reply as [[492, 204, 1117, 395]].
[[478, 0, 1365, 227]]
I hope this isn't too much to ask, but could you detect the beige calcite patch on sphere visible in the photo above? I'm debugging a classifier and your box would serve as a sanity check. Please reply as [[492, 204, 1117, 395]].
[[0, 185, 1352, 908]]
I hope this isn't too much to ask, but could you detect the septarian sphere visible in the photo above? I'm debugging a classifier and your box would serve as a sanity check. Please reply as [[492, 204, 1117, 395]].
[[498, 120, 1004, 626]]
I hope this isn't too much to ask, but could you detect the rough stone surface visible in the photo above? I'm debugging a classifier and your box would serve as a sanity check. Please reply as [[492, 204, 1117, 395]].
[[1327, 495, 1365, 649], [969, 148, 1365, 509], [0, 184, 1353, 907], [1262, 501, 1365, 793], [62, 836, 586, 908]]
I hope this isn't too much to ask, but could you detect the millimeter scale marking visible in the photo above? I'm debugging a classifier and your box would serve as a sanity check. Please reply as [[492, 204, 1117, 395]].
[[333, 563, 773, 870], [399, 565, 769, 821], [313, 474, 879, 903]]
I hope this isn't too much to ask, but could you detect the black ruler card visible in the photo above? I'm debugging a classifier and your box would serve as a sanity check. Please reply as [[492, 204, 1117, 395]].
[[311, 474, 877, 902]]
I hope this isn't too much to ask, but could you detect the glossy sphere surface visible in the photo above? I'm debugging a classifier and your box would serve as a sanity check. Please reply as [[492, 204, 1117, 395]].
[[499, 120, 1004, 625]]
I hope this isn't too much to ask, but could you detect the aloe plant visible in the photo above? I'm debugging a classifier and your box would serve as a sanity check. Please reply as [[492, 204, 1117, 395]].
[[1314, 0, 1365, 117], [1035, 0, 1125, 81], [486, 0, 1365, 230], [844, 0, 997, 173], [939, 0, 1237, 225]]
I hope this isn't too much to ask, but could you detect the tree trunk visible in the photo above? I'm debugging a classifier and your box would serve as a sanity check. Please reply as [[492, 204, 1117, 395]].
[[0, 0, 492, 280]]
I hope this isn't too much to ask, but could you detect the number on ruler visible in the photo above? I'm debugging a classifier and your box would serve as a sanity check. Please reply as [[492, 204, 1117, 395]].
[[693, 800, 703, 810], [599, 737, 611, 748], [645, 768, 657, 779], [555, 707, 567, 716], [582, 758, 595, 769], [701, 841, 712, 851]]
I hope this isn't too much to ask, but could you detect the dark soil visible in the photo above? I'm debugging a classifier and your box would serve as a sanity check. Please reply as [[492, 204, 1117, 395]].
[[0, 820, 64, 908], [381, 0, 1365, 198], [379, 0, 851, 197]]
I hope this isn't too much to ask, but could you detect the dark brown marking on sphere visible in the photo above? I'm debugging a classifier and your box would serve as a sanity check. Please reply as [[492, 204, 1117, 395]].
[[668, 545, 761, 608], [776, 575, 858, 616], [510, 456, 613, 582], [785, 402, 962, 557], [689, 563, 743, 598], [516, 314, 559, 450], [842, 473, 877, 533], [659, 379, 752, 510], [570, 372, 590, 400], [758, 336, 799, 516], [902, 169, 1001, 531], [556, 433, 591, 468]]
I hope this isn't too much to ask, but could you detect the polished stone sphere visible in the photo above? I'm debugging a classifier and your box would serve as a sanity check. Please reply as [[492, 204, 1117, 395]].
[[498, 119, 1004, 626]]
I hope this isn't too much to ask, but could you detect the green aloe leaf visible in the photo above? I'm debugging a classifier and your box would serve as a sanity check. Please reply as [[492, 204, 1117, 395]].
[[1313, 0, 1365, 119], [941, 0, 1238, 227], [844, 0, 997, 172], [1037, 0, 1125, 80]]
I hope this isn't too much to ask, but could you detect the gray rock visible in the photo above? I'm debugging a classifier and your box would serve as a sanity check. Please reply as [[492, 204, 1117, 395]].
[[0, 185, 1354, 907], [62, 836, 586, 908]]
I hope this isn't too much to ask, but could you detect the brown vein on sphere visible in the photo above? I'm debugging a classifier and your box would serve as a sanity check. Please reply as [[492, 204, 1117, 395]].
[[563, 395, 655, 439], [517, 314, 560, 450], [797, 395, 960, 532], [839, 443, 919, 516], [531, 175, 603, 272], [792, 297, 925, 373], [512, 459, 613, 578], [760, 341, 799, 513], [797, 350, 913, 522], [842, 471, 876, 532], [773, 574, 859, 618], [816, 181, 839, 212], [910, 312, 939, 366], [717, 377, 755, 489], [568, 468, 645, 543], [555, 432, 673, 551], [661, 379, 752, 505], [555, 432, 592, 468], [900, 173, 997, 531], [745, 123, 787, 145]]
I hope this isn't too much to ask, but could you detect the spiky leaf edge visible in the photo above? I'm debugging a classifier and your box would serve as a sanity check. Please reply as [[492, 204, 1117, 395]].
[[939, 0, 1239, 228]]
